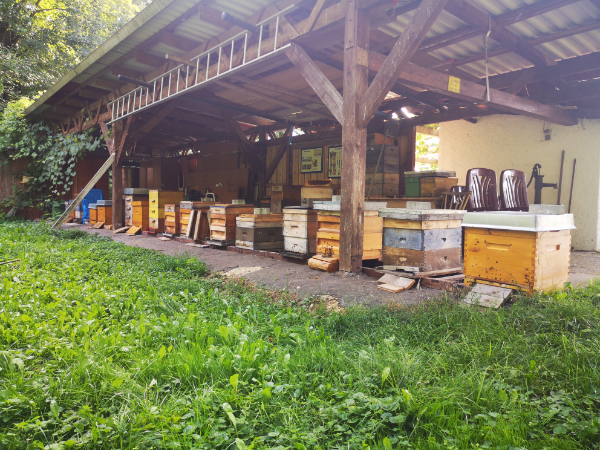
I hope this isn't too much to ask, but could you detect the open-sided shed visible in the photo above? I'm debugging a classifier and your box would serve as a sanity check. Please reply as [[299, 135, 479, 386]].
[[26, 0, 600, 270]]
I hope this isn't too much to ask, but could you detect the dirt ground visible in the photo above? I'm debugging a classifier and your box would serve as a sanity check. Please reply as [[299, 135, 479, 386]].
[[65, 224, 600, 307]]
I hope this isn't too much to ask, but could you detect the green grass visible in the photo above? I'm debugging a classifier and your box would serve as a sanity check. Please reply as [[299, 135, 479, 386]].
[[0, 221, 599, 449]]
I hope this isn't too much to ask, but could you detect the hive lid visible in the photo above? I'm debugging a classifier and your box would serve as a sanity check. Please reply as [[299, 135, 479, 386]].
[[96, 200, 113, 206], [313, 201, 387, 211], [462, 212, 576, 231], [88, 204, 97, 209], [378, 208, 466, 220], [123, 188, 150, 195]]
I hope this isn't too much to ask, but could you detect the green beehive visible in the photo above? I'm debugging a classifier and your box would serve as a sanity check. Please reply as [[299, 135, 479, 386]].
[[405, 177, 421, 197]]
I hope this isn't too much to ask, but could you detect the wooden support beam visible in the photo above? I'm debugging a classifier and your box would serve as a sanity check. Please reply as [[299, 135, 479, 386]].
[[401, 104, 495, 125], [52, 153, 115, 230], [359, 0, 449, 127], [368, 52, 578, 126], [420, 0, 581, 52], [302, 0, 327, 34], [489, 49, 600, 91], [219, 109, 264, 174], [229, 75, 317, 103], [444, 0, 555, 67], [215, 80, 333, 120], [112, 65, 145, 79], [134, 50, 165, 68], [285, 44, 343, 123], [115, 116, 133, 166], [442, 20, 600, 70], [130, 102, 179, 141], [339, 0, 369, 273], [265, 126, 294, 182], [161, 31, 202, 52], [531, 78, 600, 104]]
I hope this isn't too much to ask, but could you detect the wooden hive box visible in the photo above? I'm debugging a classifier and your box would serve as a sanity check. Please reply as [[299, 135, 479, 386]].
[[209, 204, 256, 241], [96, 200, 113, 226], [315, 202, 386, 261], [236, 214, 284, 250], [283, 208, 318, 255], [164, 204, 180, 235], [462, 212, 575, 293], [379, 208, 466, 271], [149, 190, 184, 232], [89, 204, 97, 225], [131, 201, 149, 229], [420, 177, 459, 197]]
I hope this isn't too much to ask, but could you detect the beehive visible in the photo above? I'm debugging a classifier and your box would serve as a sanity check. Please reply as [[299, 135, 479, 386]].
[[96, 200, 112, 225], [209, 204, 256, 241], [462, 212, 575, 293], [148, 190, 184, 232], [131, 201, 149, 229], [124, 189, 149, 226], [315, 202, 386, 261], [420, 177, 459, 197], [379, 208, 465, 271], [164, 204, 180, 235], [236, 214, 284, 250], [283, 207, 318, 255], [89, 204, 97, 224]]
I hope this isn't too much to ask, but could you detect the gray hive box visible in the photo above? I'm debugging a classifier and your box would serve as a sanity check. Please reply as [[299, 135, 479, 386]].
[[123, 188, 150, 195], [88, 203, 97, 210], [96, 200, 113, 206]]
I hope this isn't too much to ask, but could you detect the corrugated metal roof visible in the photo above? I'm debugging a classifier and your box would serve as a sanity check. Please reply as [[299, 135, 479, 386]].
[[26, 0, 600, 119]]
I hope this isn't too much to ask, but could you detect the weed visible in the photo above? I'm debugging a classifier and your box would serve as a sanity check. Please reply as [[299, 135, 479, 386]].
[[0, 221, 599, 449]]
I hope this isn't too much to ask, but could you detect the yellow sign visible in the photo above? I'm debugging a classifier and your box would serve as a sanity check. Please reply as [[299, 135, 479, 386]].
[[448, 76, 461, 93], [301, 147, 323, 174]]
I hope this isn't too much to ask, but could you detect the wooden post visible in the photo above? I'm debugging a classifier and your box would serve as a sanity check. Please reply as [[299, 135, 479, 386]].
[[339, 0, 369, 273], [111, 121, 125, 228]]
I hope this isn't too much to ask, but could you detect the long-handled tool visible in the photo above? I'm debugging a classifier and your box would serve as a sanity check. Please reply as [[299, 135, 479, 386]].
[[557, 150, 565, 205], [568, 158, 577, 213]]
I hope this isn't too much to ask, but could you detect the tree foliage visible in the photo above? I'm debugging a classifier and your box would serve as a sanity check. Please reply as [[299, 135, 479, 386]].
[[0, 99, 102, 213], [0, 0, 148, 108]]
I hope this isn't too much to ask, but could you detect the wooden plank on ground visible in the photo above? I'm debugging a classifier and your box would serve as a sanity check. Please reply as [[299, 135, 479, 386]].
[[113, 226, 129, 234], [126, 226, 142, 235], [93, 222, 105, 229], [421, 274, 464, 290]]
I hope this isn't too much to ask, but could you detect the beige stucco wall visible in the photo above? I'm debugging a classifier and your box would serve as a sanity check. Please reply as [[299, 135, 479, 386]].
[[438, 114, 600, 251]]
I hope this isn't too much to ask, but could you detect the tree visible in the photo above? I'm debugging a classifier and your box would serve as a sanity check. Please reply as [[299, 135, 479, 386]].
[[0, 0, 147, 108]]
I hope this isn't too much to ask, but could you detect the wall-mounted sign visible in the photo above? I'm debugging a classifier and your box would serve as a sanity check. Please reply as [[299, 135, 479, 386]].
[[301, 147, 323, 173], [328, 146, 342, 178]]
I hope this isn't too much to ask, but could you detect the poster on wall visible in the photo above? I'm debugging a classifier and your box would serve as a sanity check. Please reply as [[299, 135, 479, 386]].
[[301, 147, 323, 173], [328, 146, 342, 178]]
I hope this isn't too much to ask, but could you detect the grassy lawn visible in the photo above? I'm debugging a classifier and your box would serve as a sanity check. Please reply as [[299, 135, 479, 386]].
[[0, 222, 599, 449]]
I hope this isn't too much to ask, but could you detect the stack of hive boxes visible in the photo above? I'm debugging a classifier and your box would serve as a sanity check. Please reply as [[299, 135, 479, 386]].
[[236, 213, 284, 250], [164, 204, 180, 235], [97, 200, 112, 226], [283, 207, 318, 255], [124, 188, 150, 227], [209, 204, 255, 243], [404, 171, 458, 198], [365, 145, 400, 197], [315, 201, 386, 261], [149, 190, 184, 232], [89, 203, 97, 225], [270, 185, 301, 213], [379, 208, 466, 271]]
